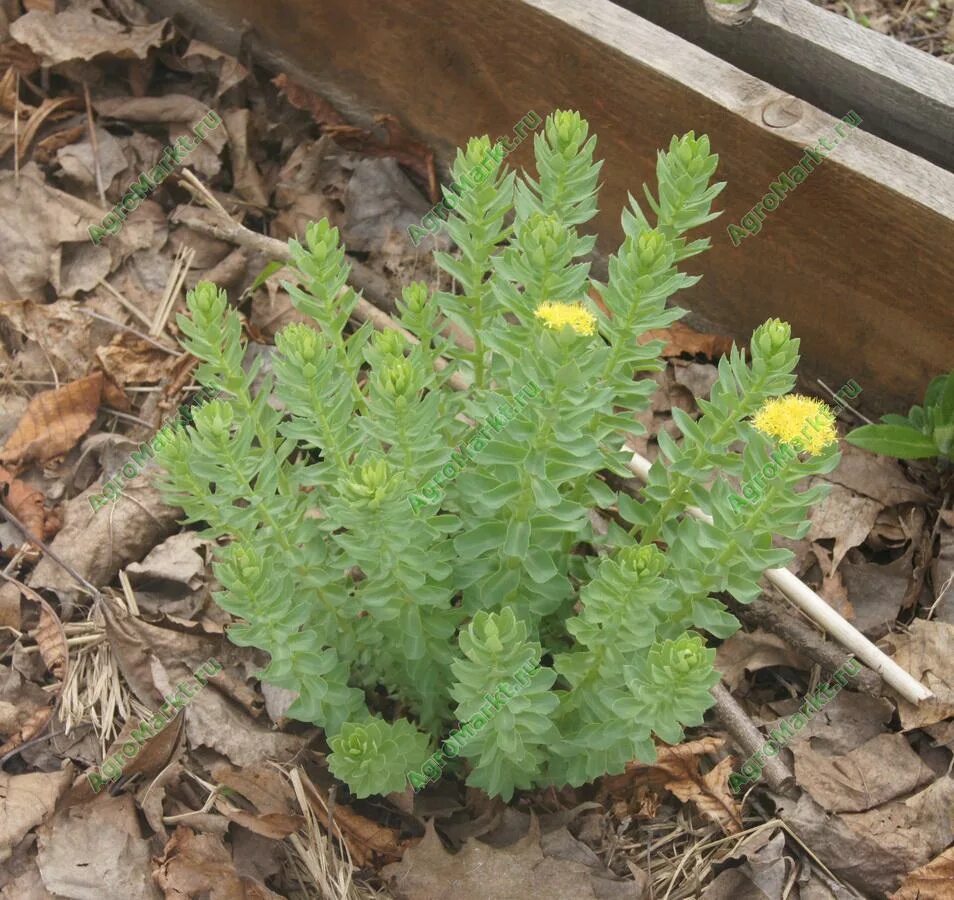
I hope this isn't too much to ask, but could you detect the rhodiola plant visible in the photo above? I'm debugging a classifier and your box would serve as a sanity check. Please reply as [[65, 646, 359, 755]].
[[154, 110, 840, 800]]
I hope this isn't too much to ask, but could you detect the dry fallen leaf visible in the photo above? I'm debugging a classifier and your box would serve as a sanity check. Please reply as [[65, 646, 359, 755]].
[[0, 769, 73, 864], [646, 742, 743, 834], [793, 732, 934, 813], [271, 73, 347, 127], [0, 582, 68, 758], [10, 8, 171, 66], [0, 465, 49, 544], [884, 619, 954, 731], [37, 794, 162, 898], [890, 846, 954, 899], [0, 371, 104, 466], [95, 334, 173, 386], [383, 816, 644, 900], [715, 630, 806, 691], [154, 826, 284, 899], [639, 320, 735, 360]]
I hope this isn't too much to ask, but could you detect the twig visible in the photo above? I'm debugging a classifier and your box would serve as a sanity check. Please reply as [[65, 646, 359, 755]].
[[83, 81, 105, 206], [97, 278, 153, 329], [0, 503, 101, 601], [710, 682, 797, 797], [101, 406, 157, 429], [722, 593, 883, 696], [815, 378, 873, 425], [13, 72, 20, 188], [177, 167, 230, 217], [76, 307, 180, 355]]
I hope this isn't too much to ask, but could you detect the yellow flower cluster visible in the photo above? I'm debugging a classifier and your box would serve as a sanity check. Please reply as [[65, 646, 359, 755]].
[[533, 301, 597, 336], [752, 394, 837, 456]]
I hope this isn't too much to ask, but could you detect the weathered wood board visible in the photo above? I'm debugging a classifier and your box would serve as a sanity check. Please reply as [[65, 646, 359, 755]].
[[148, 0, 954, 411], [614, 0, 954, 173]]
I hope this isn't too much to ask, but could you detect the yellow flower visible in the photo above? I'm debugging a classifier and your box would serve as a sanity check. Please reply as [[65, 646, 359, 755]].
[[533, 301, 597, 336], [752, 394, 837, 456]]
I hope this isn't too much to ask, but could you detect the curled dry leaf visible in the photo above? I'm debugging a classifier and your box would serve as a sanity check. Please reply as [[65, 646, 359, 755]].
[[95, 334, 174, 386], [0, 581, 68, 758], [639, 320, 736, 360], [209, 763, 306, 839], [271, 73, 347, 127], [297, 768, 408, 868], [154, 826, 284, 899], [33, 124, 86, 164], [646, 741, 743, 835], [0, 371, 104, 467], [0, 465, 50, 546], [9, 9, 171, 67]]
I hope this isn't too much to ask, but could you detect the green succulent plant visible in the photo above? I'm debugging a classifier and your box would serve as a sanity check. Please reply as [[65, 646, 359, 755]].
[[153, 110, 840, 801]]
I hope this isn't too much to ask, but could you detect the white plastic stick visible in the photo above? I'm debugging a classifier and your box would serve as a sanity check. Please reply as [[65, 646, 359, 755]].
[[625, 449, 933, 704]]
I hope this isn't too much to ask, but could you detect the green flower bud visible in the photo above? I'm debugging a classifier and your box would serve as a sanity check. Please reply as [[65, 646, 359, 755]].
[[753, 318, 792, 357], [373, 329, 407, 359], [304, 219, 341, 264], [636, 230, 666, 267], [464, 136, 493, 169], [549, 109, 588, 159], [401, 281, 430, 314], [618, 545, 667, 579], [382, 358, 414, 398], [187, 281, 228, 324], [519, 213, 569, 269], [341, 459, 401, 508], [191, 400, 232, 441]]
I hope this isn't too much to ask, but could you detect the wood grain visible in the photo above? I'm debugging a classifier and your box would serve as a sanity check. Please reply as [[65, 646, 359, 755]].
[[146, 0, 954, 411], [614, 0, 954, 173]]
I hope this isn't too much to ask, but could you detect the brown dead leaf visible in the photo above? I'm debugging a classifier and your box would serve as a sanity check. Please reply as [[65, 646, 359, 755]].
[[0, 41, 41, 76], [37, 794, 162, 898], [222, 108, 268, 207], [639, 321, 735, 360], [0, 769, 73, 865], [0, 371, 103, 466], [383, 816, 643, 900], [647, 742, 743, 834], [0, 164, 118, 297], [0, 299, 95, 381], [211, 762, 297, 817], [298, 769, 408, 867], [716, 630, 806, 691], [890, 846, 954, 899], [14, 95, 81, 162], [181, 40, 249, 97], [808, 483, 883, 575], [95, 335, 173, 386], [154, 826, 284, 899], [272, 73, 347, 127], [794, 732, 934, 813], [9, 9, 171, 66], [0, 581, 67, 758], [0, 465, 48, 544], [33, 123, 85, 164], [210, 762, 304, 837], [325, 113, 439, 204], [884, 619, 954, 730]]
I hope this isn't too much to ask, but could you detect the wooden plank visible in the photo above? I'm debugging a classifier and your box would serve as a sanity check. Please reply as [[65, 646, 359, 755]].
[[613, 0, 954, 173], [147, 0, 954, 411]]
